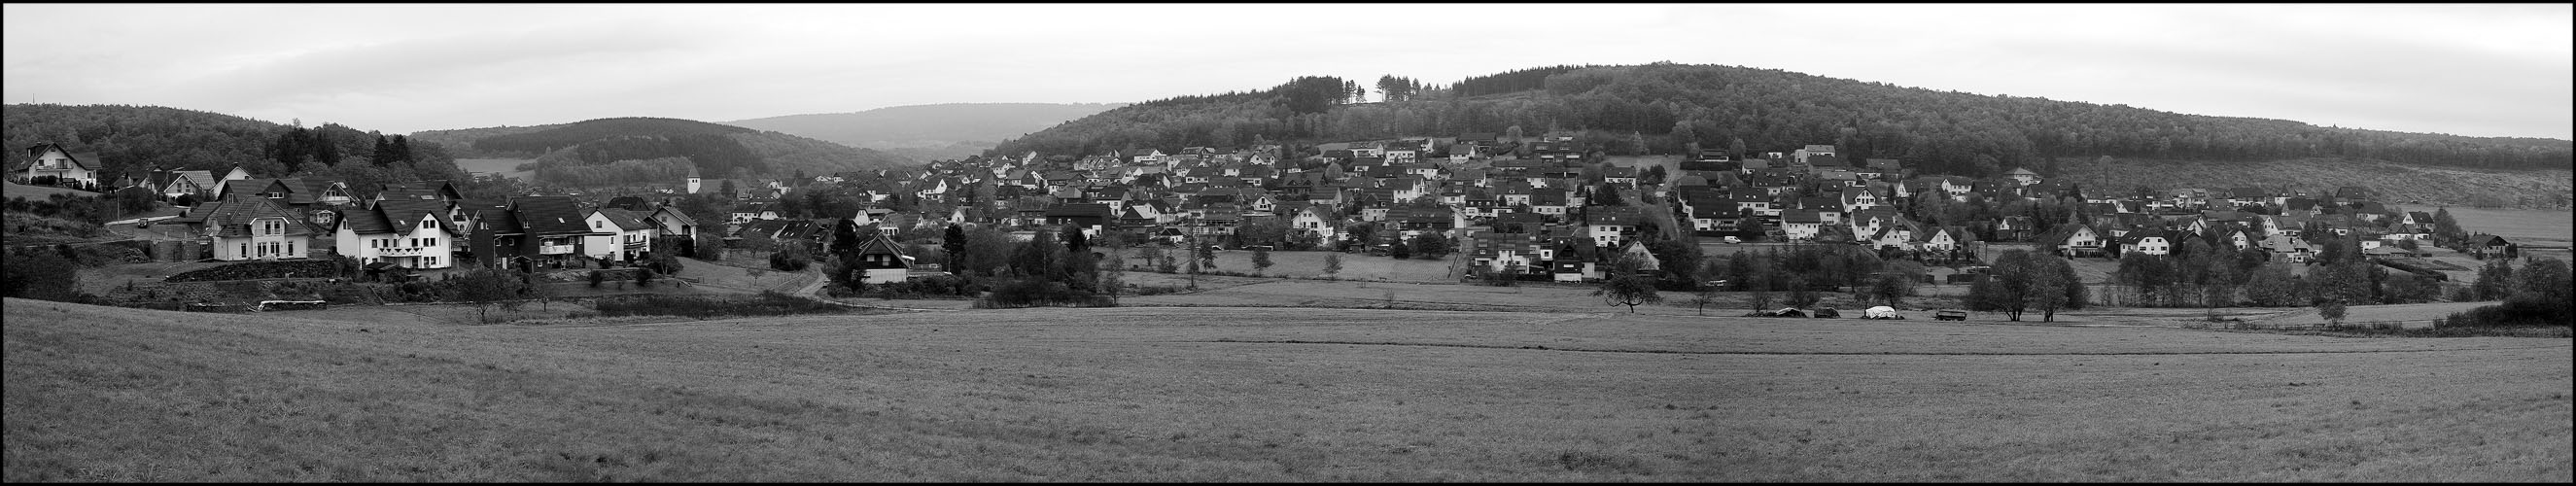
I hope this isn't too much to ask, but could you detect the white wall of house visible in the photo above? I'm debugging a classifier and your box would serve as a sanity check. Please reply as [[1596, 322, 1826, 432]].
[[212, 218, 311, 260], [24, 148, 97, 187], [335, 214, 458, 268], [580, 212, 657, 261]]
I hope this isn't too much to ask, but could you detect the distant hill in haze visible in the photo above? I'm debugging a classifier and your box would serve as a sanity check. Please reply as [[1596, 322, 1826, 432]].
[[410, 117, 915, 186], [722, 103, 1127, 161]]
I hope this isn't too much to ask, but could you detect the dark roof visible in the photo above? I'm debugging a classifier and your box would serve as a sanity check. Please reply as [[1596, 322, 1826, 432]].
[[375, 189, 445, 203], [373, 199, 450, 236], [650, 206, 698, 227], [199, 193, 316, 238], [1045, 202, 1114, 219], [511, 195, 593, 236], [591, 207, 653, 231], [472, 207, 523, 235]]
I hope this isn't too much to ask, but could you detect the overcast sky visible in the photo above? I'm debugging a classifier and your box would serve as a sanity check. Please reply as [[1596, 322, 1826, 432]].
[[7, 4, 2570, 140]]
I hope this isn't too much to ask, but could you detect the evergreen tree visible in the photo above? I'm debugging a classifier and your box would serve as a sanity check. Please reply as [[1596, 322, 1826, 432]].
[[371, 134, 399, 166], [312, 128, 341, 167], [390, 135, 413, 163], [943, 224, 967, 271]]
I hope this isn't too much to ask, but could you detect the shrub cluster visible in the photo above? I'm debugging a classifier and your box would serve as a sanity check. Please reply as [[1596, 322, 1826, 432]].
[[592, 291, 850, 319], [866, 274, 984, 298], [975, 277, 1113, 308], [2439, 295, 2572, 328], [162, 260, 343, 282], [4, 212, 104, 239]]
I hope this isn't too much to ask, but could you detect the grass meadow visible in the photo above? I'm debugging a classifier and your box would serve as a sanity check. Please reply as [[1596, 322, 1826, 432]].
[[2441, 207, 2575, 247], [6, 297, 2567, 481]]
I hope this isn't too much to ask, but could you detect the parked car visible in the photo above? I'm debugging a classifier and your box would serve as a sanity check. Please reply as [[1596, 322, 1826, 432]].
[[1722, 235, 1741, 244], [1863, 306, 1903, 320], [1811, 307, 1840, 318], [1934, 309, 1968, 321]]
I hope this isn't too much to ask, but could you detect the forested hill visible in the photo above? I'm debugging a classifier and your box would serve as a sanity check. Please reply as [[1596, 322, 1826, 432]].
[[2, 103, 477, 197], [3, 104, 293, 177], [986, 63, 2572, 178], [411, 117, 916, 184], [722, 103, 1127, 161]]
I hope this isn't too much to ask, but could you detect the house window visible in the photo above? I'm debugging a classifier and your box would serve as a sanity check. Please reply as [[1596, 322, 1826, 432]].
[[594, 221, 604, 229]]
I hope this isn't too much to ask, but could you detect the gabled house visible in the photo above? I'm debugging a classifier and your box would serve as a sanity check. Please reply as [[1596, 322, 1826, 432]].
[[1290, 204, 1340, 242], [848, 231, 917, 283], [336, 198, 462, 269], [1994, 216, 2036, 242], [1913, 226, 1970, 254], [2005, 167, 2041, 186], [583, 208, 658, 262], [1044, 202, 1116, 238], [2116, 229, 2178, 257], [650, 205, 700, 250], [17, 143, 101, 189], [155, 169, 220, 204], [2038, 223, 2106, 258], [1781, 209, 1828, 241], [1550, 241, 1600, 283], [190, 193, 320, 261], [507, 195, 597, 268]]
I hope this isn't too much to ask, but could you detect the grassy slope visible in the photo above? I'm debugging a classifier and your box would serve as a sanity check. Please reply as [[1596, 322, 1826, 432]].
[[6, 298, 2567, 481], [2, 182, 99, 200], [2064, 156, 2572, 210]]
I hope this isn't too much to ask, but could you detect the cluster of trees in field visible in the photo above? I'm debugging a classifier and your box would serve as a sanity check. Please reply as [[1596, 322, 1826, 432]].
[[2445, 257, 2571, 328], [2105, 234, 2450, 310], [983, 63, 2569, 178], [1965, 250, 2088, 322]]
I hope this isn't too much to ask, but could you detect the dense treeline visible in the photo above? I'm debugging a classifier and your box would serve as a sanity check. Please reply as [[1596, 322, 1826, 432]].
[[985, 63, 2571, 177], [1449, 65, 1596, 98], [472, 118, 753, 155], [455, 117, 912, 190], [530, 133, 766, 179]]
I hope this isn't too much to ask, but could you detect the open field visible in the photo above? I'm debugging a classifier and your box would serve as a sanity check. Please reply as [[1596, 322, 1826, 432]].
[[453, 157, 536, 182], [2442, 207, 2574, 247], [6, 298, 2566, 481], [2072, 156, 2572, 211]]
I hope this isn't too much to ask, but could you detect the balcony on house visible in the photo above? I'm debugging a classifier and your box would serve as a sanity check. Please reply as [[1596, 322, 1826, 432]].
[[378, 247, 424, 257], [539, 244, 577, 255]]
